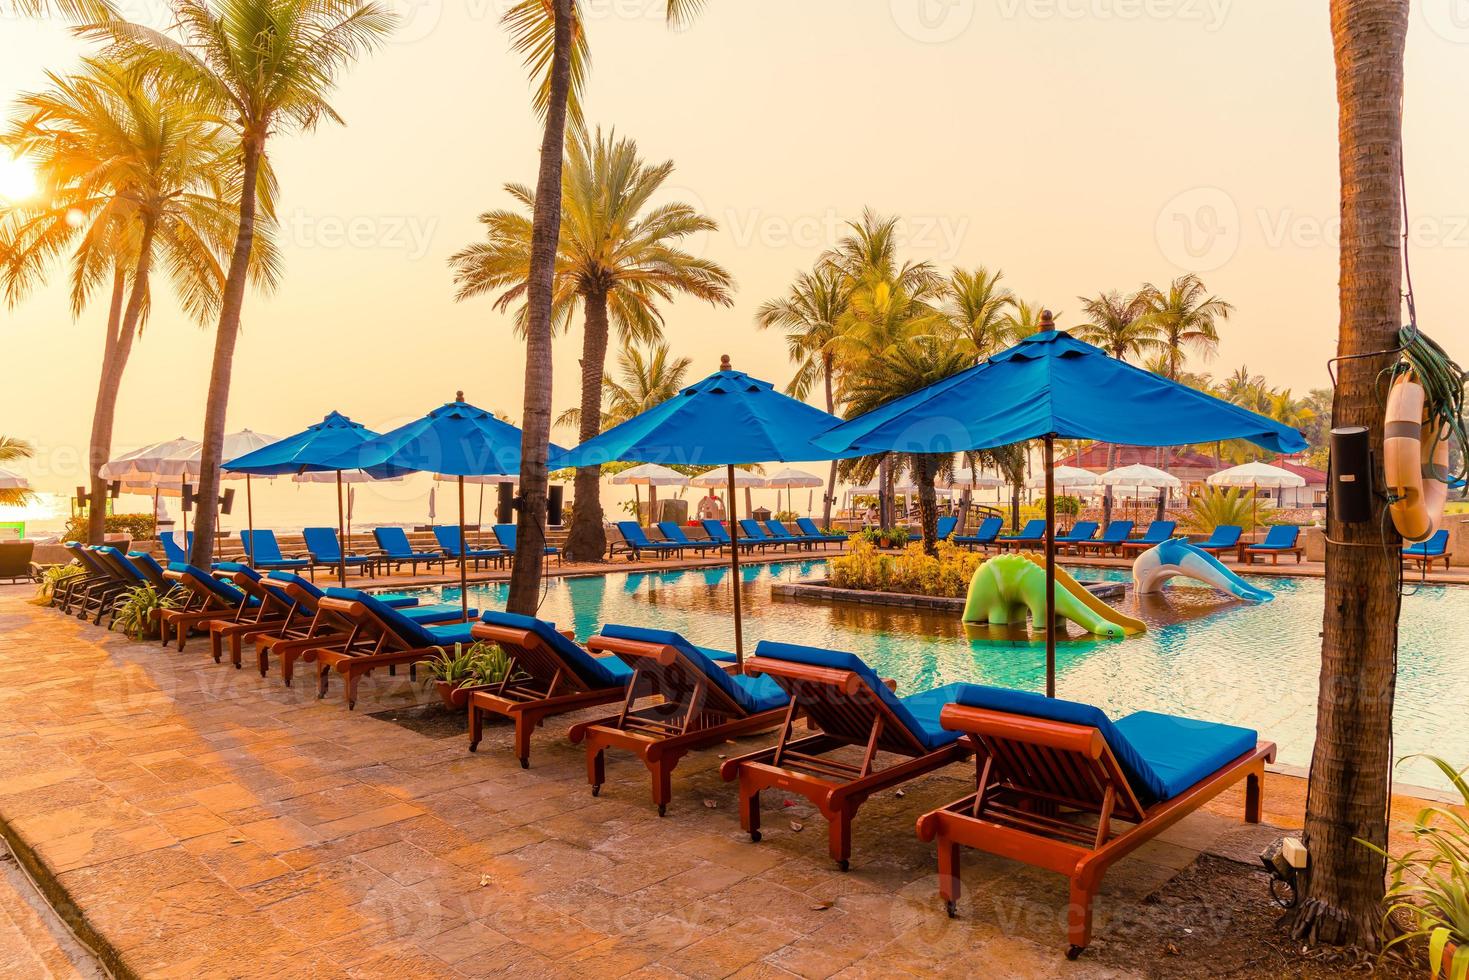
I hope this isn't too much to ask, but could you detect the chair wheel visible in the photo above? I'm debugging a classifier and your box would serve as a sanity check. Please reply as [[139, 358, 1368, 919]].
[[750, 831, 761, 843], [1066, 945, 1084, 961], [591, 786, 600, 797], [837, 860, 849, 872], [945, 901, 957, 919]]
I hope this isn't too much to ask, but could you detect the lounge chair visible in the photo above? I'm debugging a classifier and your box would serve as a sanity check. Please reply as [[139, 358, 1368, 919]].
[[1403, 528, 1451, 571], [1055, 520, 1099, 551], [85, 546, 151, 626], [1243, 525, 1303, 564], [493, 523, 560, 565], [158, 530, 195, 565], [1117, 521, 1178, 555], [0, 540, 32, 584], [306, 590, 479, 709], [569, 625, 790, 815], [796, 518, 848, 548], [158, 564, 258, 651], [54, 543, 120, 614], [1193, 524, 1243, 556], [614, 522, 685, 561], [701, 519, 760, 552], [1072, 520, 1135, 557], [302, 527, 377, 577], [372, 527, 447, 575], [995, 519, 1048, 551], [740, 519, 796, 551], [433, 525, 505, 570], [935, 515, 959, 541], [467, 611, 640, 768], [954, 516, 1003, 551], [657, 522, 721, 556], [914, 684, 1274, 957], [238, 530, 312, 575], [203, 563, 299, 664], [124, 551, 173, 591], [721, 641, 972, 870], [766, 520, 821, 549]]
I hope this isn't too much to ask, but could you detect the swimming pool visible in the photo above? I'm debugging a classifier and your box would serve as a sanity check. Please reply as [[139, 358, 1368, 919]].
[[409, 560, 1468, 793]]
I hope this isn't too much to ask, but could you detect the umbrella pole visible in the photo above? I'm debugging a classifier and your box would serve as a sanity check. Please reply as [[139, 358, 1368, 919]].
[[727, 464, 743, 669], [246, 475, 255, 567], [335, 471, 347, 587], [1044, 434, 1056, 699], [458, 476, 468, 621]]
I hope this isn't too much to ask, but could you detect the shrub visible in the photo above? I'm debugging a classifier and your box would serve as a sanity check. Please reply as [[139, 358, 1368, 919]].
[[828, 540, 981, 599], [31, 564, 84, 605], [1181, 487, 1257, 532], [111, 584, 179, 640], [62, 512, 158, 543], [422, 640, 513, 691], [772, 510, 799, 522]]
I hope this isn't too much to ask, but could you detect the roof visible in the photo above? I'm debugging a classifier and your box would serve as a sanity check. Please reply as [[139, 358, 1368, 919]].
[[1273, 457, 1328, 484], [1056, 443, 1225, 472]]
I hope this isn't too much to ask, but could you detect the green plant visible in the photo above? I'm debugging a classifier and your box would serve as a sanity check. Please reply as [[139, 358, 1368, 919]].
[[62, 513, 158, 543], [773, 510, 799, 522], [31, 564, 84, 605], [1359, 755, 1469, 979], [828, 539, 981, 599], [422, 640, 513, 691], [858, 526, 910, 548], [1039, 495, 1081, 517], [1180, 487, 1257, 533], [111, 584, 178, 640]]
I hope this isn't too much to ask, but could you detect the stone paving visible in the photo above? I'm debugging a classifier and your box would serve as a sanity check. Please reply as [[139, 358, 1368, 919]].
[[0, 583, 1382, 979]]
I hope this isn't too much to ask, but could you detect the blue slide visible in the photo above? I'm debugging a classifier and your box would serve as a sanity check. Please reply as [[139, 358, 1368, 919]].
[[1132, 538, 1274, 603]]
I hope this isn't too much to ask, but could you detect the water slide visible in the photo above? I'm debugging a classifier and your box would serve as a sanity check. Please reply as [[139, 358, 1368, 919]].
[[1132, 538, 1274, 603], [962, 553, 1146, 638]]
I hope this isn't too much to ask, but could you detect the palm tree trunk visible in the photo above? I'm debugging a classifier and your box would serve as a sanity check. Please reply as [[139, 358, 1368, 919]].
[[85, 265, 129, 544], [564, 287, 609, 562], [914, 454, 938, 555], [507, 0, 573, 614], [189, 140, 262, 567], [1288, 0, 1407, 949], [877, 455, 893, 528], [822, 361, 836, 527]]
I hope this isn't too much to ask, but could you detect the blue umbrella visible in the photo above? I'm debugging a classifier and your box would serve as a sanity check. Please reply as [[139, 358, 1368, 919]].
[[323, 394, 567, 618], [225, 411, 380, 586], [815, 323, 1309, 696], [552, 356, 858, 664]]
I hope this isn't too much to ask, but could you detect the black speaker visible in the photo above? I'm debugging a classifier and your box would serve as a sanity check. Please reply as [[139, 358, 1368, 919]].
[[219, 488, 235, 516], [496, 483, 514, 524], [1330, 426, 1373, 523], [182, 483, 195, 513], [547, 485, 564, 527]]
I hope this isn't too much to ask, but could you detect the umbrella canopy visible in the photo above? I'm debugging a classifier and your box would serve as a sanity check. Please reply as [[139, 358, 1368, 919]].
[[0, 468, 29, 491], [690, 469, 769, 489], [99, 437, 200, 484], [815, 326, 1307, 698], [1099, 463, 1182, 489], [1207, 461, 1307, 489], [763, 467, 824, 490], [1024, 465, 1099, 490], [610, 463, 691, 487]]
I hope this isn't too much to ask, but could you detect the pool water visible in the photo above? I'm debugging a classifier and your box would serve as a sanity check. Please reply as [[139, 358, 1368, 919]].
[[413, 560, 1469, 793]]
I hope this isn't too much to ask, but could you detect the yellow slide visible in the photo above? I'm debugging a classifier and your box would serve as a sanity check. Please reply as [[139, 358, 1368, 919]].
[[1021, 553, 1146, 635]]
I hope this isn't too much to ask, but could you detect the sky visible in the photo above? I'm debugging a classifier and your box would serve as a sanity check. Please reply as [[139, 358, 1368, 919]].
[[2, 0, 1467, 531]]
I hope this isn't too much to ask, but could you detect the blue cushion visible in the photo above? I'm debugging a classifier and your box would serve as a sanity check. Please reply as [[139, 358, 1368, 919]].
[[956, 517, 1003, 542], [170, 563, 253, 608], [401, 603, 470, 624], [1099, 522, 1134, 542], [599, 624, 788, 716], [1253, 526, 1299, 549], [479, 610, 628, 688], [1202, 525, 1242, 547], [324, 588, 469, 647], [896, 683, 970, 750], [1113, 711, 1258, 800], [126, 551, 169, 584], [425, 623, 477, 646]]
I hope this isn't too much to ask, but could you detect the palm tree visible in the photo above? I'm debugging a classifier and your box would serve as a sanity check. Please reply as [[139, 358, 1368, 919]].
[[1000, 298, 1057, 337], [0, 437, 35, 508], [451, 128, 731, 561], [756, 264, 850, 526], [1074, 289, 1160, 469], [942, 266, 1015, 363], [6, 0, 113, 17], [822, 208, 938, 298], [1288, 0, 1408, 949], [558, 341, 693, 432], [2, 57, 278, 543], [85, 0, 396, 566], [1140, 274, 1231, 380]]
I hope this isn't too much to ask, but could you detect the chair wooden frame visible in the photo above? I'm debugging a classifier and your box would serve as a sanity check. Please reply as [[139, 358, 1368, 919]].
[[1404, 548, 1451, 572], [305, 597, 470, 709], [914, 703, 1275, 959], [206, 574, 305, 668], [568, 634, 790, 816], [157, 570, 247, 651], [465, 622, 630, 769], [720, 656, 971, 870], [250, 582, 352, 685]]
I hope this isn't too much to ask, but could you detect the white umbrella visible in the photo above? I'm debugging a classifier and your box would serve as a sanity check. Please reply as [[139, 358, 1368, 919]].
[[0, 468, 29, 491], [692, 468, 767, 521], [100, 438, 201, 538], [1208, 461, 1306, 530], [763, 466, 824, 515], [611, 463, 690, 522], [1024, 465, 1097, 490], [1098, 463, 1182, 489]]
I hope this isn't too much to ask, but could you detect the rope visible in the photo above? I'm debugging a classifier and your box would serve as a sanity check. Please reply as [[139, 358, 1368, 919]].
[[1385, 325, 1468, 486]]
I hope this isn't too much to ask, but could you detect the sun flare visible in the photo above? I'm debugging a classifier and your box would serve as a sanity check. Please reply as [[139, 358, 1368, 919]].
[[0, 156, 38, 203]]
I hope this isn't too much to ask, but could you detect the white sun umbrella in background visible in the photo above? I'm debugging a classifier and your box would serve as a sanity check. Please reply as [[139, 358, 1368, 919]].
[[1207, 461, 1306, 531], [611, 463, 690, 522], [99, 437, 201, 537], [691, 467, 768, 519], [1100, 463, 1181, 521], [763, 466, 824, 516], [177, 430, 281, 547], [0, 468, 29, 491], [941, 467, 1005, 489], [1024, 465, 1098, 490]]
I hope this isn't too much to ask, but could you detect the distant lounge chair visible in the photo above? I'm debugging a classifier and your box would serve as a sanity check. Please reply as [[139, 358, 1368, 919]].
[[468, 611, 641, 768], [124, 551, 175, 593], [954, 516, 1003, 551], [737, 519, 786, 551], [1403, 528, 1451, 571], [56, 544, 126, 618], [302, 527, 377, 577], [795, 518, 847, 548], [1072, 520, 1135, 557], [1055, 520, 1099, 551], [766, 520, 820, 549], [433, 525, 505, 570], [372, 527, 446, 575], [1117, 521, 1178, 555], [493, 523, 560, 565], [721, 641, 971, 870], [614, 522, 684, 561], [935, 515, 959, 541], [996, 519, 1047, 551], [238, 530, 312, 575], [915, 684, 1274, 958], [1193, 524, 1243, 556], [569, 625, 790, 815], [701, 520, 759, 552], [0, 540, 32, 584], [658, 522, 721, 556], [158, 530, 193, 565], [1243, 525, 1303, 564], [85, 546, 150, 626]]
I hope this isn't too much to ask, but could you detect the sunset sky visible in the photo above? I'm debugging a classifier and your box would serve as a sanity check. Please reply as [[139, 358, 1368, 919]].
[[3, 0, 1467, 529]]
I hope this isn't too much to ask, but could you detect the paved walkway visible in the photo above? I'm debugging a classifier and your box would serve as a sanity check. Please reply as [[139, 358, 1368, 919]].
[[0, 584, 1432, 978]]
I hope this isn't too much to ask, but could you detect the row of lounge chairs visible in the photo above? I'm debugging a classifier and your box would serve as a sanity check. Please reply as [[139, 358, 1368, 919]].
[[609, 519, 848, 560], [43, 550, 1274, 957], [953, 517, 1307, 562]]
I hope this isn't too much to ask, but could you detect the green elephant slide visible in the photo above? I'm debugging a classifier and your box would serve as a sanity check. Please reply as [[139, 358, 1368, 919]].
[[962, 553, 1146, 638]]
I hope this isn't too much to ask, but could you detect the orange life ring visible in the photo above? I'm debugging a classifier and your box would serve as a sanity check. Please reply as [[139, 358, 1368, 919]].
[[1384, 373, 1449, 542]]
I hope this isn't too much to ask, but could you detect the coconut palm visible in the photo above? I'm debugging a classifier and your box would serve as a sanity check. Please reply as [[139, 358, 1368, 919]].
[[1140, 273, 1231, 380], [0, 437, 35, 508], [7, 0, 113, 17], [451, 128, 731, 561], [1, 57, 279, 543], [83, 0, 396, 566], [822, 208, 938, 299], [1000, 298, 1058, 337], [942, 266, 1015, 363], [558, 341, 693, 433], [1075, 289, 1159, 469], [499, 0, 706, 610], [1289, 0, 1408, 948], [756, 264, 850, 526]]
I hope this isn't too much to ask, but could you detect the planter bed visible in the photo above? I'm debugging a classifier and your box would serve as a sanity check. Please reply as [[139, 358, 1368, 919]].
[[772, 577, 1126, 611]]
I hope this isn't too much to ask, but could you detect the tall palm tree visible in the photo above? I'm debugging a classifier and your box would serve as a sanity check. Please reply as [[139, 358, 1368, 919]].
[[85, 0, 396, 566], [1140, 273, 1231, 380], [500, 0, 705, 610], [7, 0, 113, 17], [2, 57, 278, 543], [450, 128, 731, 561], [942, 266, 1015, 363], [822, 208, 938, 299], [1288, 0, 1408, 949], [0, 437, 35, 508], [557, 341, 693, 432], [1074, 289, 1159, 469], [756, 264, 850, 525]]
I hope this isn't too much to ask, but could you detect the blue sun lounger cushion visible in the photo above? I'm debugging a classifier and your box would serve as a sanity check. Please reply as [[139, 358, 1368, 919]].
[[169, 563, 257, 609], [1096, 521, 1134, 545], [265, 571, 418, 609], [1198, 525, 1242, 549], [753, 641, 965, 751], [935, 516, 958, 541], [126, 551, 171, 588], [998, 519, 1046, 541], [945, 684, 1257, 806], [1403, 529, 1450, 556], [480, 610, 633, 687], [598, 624, 788, 714], [955, 516, 1003, 544], [1249, 525, 1300, 550], [325, 588, 477, 646]]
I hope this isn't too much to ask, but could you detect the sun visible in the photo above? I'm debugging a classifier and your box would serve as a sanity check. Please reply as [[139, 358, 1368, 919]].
[[0, 156, 38, 203]]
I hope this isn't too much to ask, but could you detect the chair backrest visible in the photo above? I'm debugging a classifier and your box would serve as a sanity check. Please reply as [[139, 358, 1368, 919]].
[[492, 524, 517, 550], [66, 542, 107, 575], [125, 551, 170, 588], [433, 525, 469, 555], [936, 516, 958, 540], [320, 588, 438, 649], [795, 518, 826, 537], [477, 610, 624, 690], [373, 526, 413, 556], [169, 563, 248, 610], [1100, 521, 1134, 542], [615, 521, 652, 546], [302, 527, 343, 561], [657, 521, 691, 544], [94, 546, 144, 584], [1261, 525, 1299, 548], [1016, 519, 1046, 538], [1065, 520, 1098, 541], [963, 516, 1003, 541], [159, 531, 192, 564], [593, 624, 772, 717], [738, 519, 770, 541], [1424, 528, 1451, 552], [1206, 524, 1242, 547], [701, 519, 731, 543], [764, 520, 794, 539], [1141, 521, 1177, 541], [240, 529, 285, 563]]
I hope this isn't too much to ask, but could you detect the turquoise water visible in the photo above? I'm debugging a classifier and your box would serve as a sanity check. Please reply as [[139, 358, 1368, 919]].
[[411, 561, 1468, 793]]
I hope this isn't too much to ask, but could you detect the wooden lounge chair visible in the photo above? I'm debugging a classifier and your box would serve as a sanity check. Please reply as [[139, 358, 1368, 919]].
[[953, 516, 1003, 551], [157, 564, 260, 650], [467, 611, 640, 768], [1072, 521, 1134, 557], [239, 530, 313, 575], [205, 564, 306, 667], [1054, 520, 1099, 553], [1242, 525, 1303, 564], [721, 641, 971, 870], [995, 519, 1048, 552], [492, 523, 561, 566], [568, 625, 791, 816], [303, 527, 377, 578], [615, 521, 686, 560], [78, 546, 147, 625], [54, 543, 118, 614], [307, 591, 479, 709], [796, 517, 848, 549], [0, 540, 33, 584], [1116, 521, 1178, 556], [914, 684, 1274, 958], [1192, 524, 1242, 556], [433, 524, 505, 569], [1403, 528, 1451, 572], [701, 519, 760, 553], [372, 527, 447, 576], [657, 522, 721, 557]]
